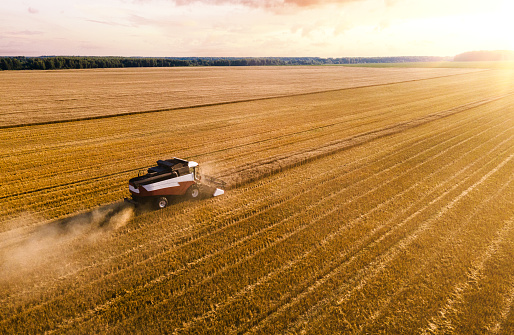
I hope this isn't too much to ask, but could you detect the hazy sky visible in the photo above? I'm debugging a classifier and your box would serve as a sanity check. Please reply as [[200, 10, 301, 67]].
[[1, 0, 513, 57]]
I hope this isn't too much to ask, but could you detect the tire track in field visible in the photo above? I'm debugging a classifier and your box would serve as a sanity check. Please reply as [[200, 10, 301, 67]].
[[289, 151, 514, 335], [3, 91, 511, 203], [242, 137, 514, 334], [43, 107, 494, 333], [176, 120, 513, 334], [422, 217, 514, 335], [105, 116, 513, 333], [0, 70, 484, 130]]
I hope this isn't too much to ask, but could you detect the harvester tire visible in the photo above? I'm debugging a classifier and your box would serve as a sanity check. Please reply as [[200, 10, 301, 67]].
[[186, 185, 200, 199], [156, 196, 168, 209]]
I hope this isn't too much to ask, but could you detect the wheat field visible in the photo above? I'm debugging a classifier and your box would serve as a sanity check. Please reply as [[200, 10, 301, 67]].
[[0, 66, 480, 127], [0, 66, 513, 334]]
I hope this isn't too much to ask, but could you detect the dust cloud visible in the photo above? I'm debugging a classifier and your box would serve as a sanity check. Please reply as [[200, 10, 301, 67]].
[[0, 202, 133, 283]]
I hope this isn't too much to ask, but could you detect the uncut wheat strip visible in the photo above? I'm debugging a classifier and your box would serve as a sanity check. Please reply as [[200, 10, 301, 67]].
[[221, 98, 514, 183], [354, 176, 514, 334], [285, 151, 514, 335], [244, 138, 514, 334], [219, 92, 514, 188], [422, 217, 514, 335], [49, 125, 449, 332], [177, 120, 512, 335]]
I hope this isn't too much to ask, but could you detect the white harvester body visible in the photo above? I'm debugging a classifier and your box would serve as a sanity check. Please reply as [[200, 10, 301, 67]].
[[124, 157, 225, 209]]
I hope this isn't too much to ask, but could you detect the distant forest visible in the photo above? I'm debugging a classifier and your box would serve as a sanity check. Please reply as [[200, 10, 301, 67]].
[[454, 50, 514, 61], [0, 56, 450, 70]]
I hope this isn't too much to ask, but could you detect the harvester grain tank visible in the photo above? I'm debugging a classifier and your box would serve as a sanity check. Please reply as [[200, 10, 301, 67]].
[[124, 157, 225, 209]]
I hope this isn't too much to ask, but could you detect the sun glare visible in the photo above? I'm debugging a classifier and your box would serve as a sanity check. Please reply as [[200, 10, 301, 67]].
[[495, 1, 514, 49]]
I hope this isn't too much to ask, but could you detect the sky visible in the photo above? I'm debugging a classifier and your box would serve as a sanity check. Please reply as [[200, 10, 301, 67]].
[[1, 0, 514, 57]]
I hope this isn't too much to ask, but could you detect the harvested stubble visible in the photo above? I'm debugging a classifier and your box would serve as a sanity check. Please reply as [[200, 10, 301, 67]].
[[0, 68, 513, 334]]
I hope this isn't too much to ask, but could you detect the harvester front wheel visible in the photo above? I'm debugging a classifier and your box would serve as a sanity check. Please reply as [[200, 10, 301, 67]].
[[186, 185, 200, 199], [156, 196, 168, 209]]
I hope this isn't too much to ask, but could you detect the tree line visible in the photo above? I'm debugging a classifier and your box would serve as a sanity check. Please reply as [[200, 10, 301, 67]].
[[0, 56, 450, 71]]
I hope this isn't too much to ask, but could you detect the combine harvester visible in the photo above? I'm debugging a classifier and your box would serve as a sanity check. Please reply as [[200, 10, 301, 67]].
[[124, 157, 226, 209]]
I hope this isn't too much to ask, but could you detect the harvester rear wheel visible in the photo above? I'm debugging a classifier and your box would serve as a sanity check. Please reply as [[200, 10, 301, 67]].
[[186, 185, 200, 199], [156, 196, 168, 209]]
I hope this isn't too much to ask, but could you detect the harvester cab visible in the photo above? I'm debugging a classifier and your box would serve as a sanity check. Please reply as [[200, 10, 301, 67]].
[[124, 157, 225, 209]]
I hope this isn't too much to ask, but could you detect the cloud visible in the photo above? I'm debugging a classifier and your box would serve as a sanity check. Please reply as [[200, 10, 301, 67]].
[[86, 19, 131, 27], [6, 30, 44, 36], [28, 7, 39, 14]]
